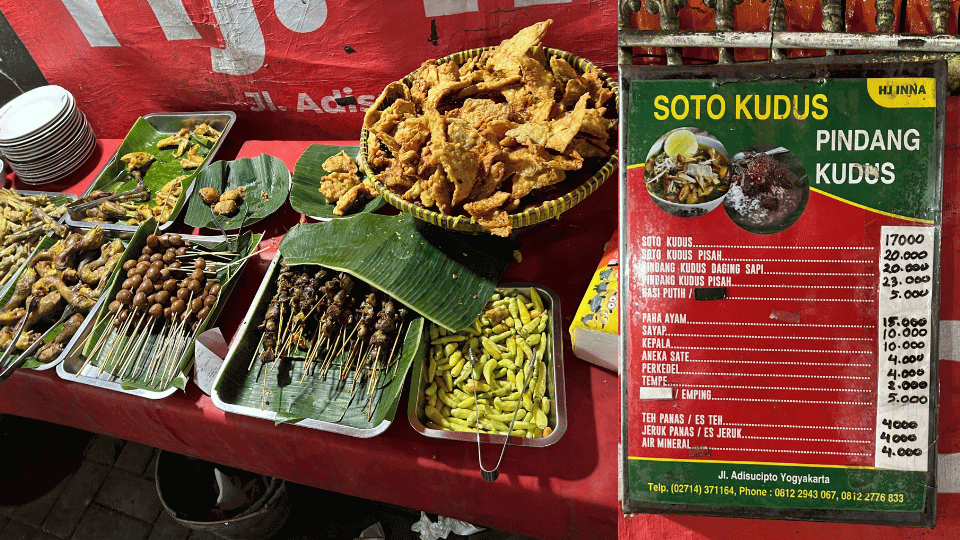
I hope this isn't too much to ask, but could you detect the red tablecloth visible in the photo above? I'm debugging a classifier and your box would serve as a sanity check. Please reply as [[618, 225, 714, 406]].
[[0, 139, 621, 540]]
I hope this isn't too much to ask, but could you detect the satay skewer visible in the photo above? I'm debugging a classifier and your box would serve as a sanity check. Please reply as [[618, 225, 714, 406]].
[[98, 308, 140, 376], [112, 312, 150, 378], [121, 318, 156, 379], [149, 317, 181, 384], [160, 310, 193, 387], [76, 309, 121, 377]]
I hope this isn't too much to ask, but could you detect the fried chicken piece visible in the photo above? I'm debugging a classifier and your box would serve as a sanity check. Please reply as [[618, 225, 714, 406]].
[[157, 128, 191, 157], [213, 199, 238, 216], [193, 123, 222, 146], [180, 144, 205, 169], [220, 186, 246, 201], [120, 152, 155, 172]]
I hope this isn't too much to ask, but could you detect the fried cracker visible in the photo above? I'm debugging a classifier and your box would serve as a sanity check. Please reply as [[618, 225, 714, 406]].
[[319, 171, 362, 203], [433, 142, 480, 207], [488, 19, 553, 76], [321, 151, 359, 174], [363, 82, 410, 129]]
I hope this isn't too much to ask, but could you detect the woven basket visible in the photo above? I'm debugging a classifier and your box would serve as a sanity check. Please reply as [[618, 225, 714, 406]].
[[359, 46, 618, 234]]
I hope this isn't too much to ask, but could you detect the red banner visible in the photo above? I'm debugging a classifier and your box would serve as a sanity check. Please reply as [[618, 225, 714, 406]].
[[0, 0, 617, 142]]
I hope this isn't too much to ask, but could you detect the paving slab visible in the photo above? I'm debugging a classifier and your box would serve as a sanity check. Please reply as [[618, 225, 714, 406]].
[[33, 530, 59, 540], [12, 474, 71, 527], [94, 469, 163, 524], [71, 504, 151, 540], [143, 450, 159, 481], [115, 442, 156, 476], [41, 460, 110, 539], [83, 436, 125, 467], [0, 518, 38, 540], [186, 529, 222, 540], [146, 511, 190, 540]]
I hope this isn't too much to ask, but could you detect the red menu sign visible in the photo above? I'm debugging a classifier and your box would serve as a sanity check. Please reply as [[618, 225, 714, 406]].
[[619, 62, 943, 526]]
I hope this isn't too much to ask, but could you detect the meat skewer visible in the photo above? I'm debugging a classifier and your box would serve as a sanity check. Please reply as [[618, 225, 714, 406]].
[[79, 232, 232, 387]]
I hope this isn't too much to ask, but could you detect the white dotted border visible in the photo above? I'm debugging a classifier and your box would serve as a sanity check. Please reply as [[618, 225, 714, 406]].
[[677, 359, 872, 367], [741, 436, 871, 444], [673, 321, 873, 328], [766, 272, 874, 276], [724, 423, 871, 430], [725, 296, 873, 302], [722, 258, 875, 263], [665, 333, 872, 341], [695, 245, 874, 250], [708, 447, 872, 456], [711, 397, 872, 405], [675, 383, 872, 393], [677, 347, 871, 354], [680, 372, 871, 380]]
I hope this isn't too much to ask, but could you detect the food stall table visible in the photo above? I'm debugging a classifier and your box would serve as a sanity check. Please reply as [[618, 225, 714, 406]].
[[0, 139, 622, 540]]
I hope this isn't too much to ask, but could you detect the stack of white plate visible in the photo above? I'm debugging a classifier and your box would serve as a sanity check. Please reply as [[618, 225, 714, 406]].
[[0, 85, 96, 185]]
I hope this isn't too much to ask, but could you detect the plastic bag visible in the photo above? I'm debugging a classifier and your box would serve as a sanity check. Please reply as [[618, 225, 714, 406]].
[[411, 511, 484, 540], [354, 522, 385, 540], [213, 468, 257, 512]]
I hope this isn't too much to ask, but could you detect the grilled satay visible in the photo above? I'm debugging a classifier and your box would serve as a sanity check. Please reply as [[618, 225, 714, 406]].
[[257, 263, 293, 364], [367, 297, 397, 363], [354, 293, 378, 344]]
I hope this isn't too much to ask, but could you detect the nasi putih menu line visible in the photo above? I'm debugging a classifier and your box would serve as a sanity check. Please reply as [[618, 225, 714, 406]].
[[620, 64, 941, 524]]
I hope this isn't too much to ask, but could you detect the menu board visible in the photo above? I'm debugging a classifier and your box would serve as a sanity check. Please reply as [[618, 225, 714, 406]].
[[619, 61, 943, 526]]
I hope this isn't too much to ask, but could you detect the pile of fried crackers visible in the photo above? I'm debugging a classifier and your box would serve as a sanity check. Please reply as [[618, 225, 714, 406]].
[[362, 19, 616, 236]]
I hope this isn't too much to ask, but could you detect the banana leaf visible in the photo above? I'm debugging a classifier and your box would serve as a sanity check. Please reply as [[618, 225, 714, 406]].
[[76, 220, 262, 393], [0, 231, 130, 371], [213, 255, 426, 433], [184, 154, 290, 231], [71, 117, 218, 228], [289, 144, 384, 219], [278, 214, 512, 331]]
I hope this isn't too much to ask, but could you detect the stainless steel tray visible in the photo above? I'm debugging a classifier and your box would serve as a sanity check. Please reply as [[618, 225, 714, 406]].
[[211, 255, 418, 438], [57, 228, 259, 399], [63, 111, 236, 235], [0, 189, 77, 293], [407, 283, 567, 447], [0, 229, 126, 372]]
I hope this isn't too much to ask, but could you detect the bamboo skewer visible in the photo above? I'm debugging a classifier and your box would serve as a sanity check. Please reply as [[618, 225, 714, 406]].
[[113, 313, 149, 378], [150, 316, 185, 385], [98, 308, 139, 376], [76, 310, 121, 377], [76, 231, 249, 390], [122, 318, 156, 379], [249, 332, 266, 372]]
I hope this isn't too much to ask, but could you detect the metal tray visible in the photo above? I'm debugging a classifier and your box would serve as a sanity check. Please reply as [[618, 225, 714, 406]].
[[0, 229, 127, 372], [0, 189, 77, 293], [211, 255, 416, 438], [63, 111, 236, 235], [407, 283, 567, 447], [57, 228, 259, 399]]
